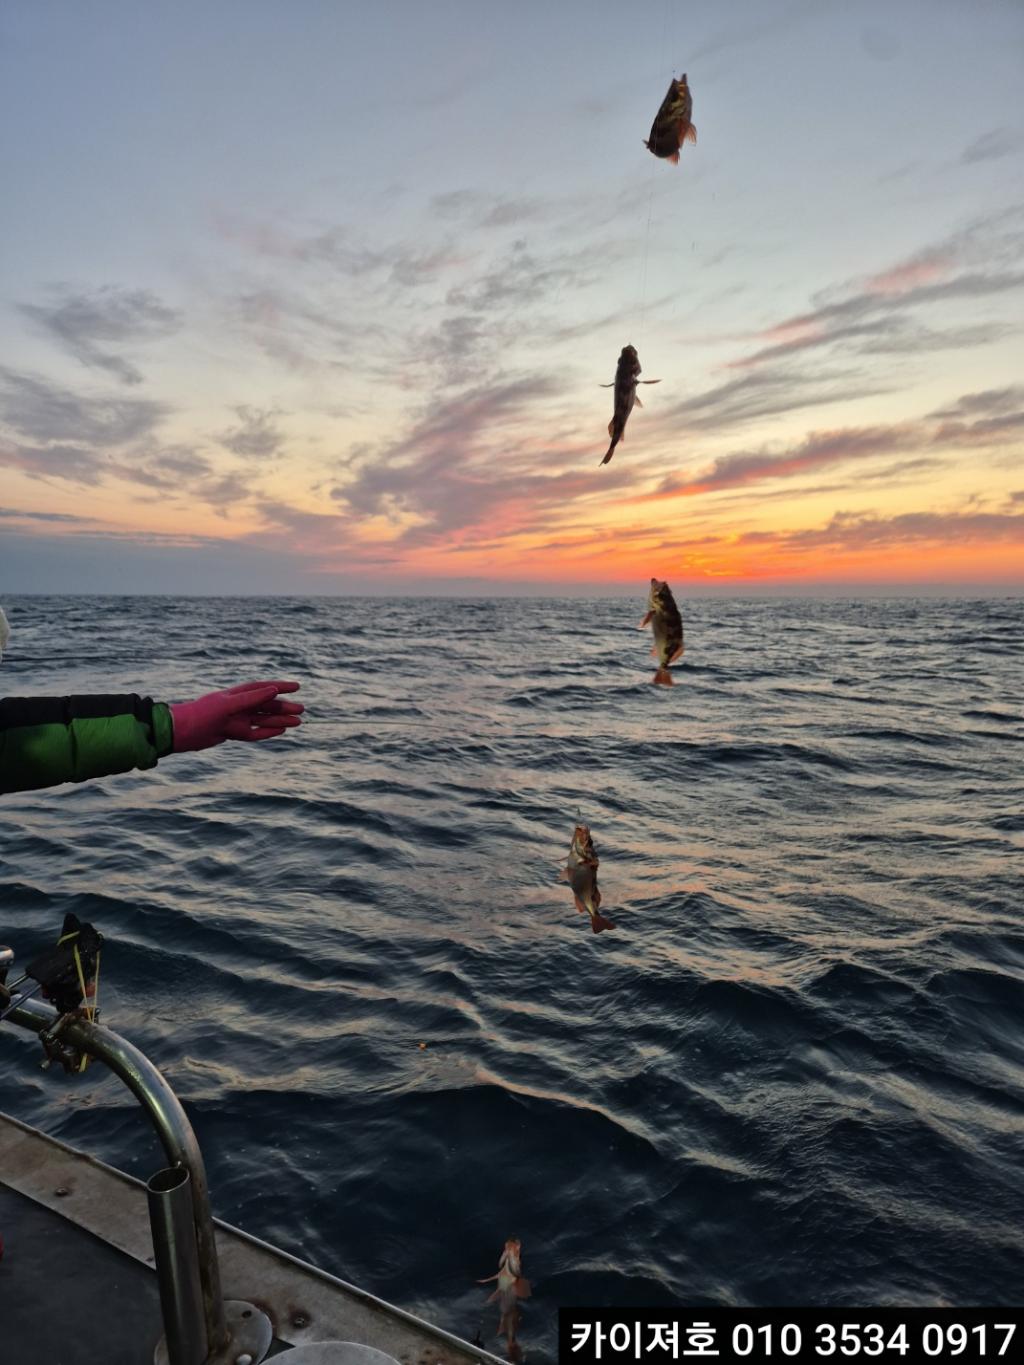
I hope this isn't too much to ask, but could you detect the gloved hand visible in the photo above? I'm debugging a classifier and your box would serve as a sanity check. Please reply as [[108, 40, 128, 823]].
[[170, 680, 303, 753]]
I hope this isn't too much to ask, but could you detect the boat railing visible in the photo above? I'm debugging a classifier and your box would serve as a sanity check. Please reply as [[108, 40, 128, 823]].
[[1, 949, 272, 1365]]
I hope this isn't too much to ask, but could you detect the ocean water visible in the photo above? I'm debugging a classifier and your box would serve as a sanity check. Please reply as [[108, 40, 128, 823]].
[[1, 595, 1022, 1355]]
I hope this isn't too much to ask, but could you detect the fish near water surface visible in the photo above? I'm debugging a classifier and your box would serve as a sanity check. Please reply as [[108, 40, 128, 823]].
[[561, 824, 616, 934], [645, 74, 696, 163], [478, 1238, 531, 1356], [639, 578, 684, 685], [600, 345, 661, 466]]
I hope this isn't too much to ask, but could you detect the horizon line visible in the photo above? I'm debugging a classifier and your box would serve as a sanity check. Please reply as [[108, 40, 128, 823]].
[[3, 585, 1023, 602]]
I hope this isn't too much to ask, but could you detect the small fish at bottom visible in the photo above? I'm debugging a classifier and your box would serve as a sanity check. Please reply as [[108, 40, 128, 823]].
[[478, 1238, 531, 1359]]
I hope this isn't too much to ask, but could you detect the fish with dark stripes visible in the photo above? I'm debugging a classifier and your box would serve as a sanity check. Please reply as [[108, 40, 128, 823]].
[[599, 345, 660, 465], [639, 578, 684, 685]]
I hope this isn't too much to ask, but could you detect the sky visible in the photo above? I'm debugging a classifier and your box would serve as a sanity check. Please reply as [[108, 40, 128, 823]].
[[1, 0, 1022, 596]]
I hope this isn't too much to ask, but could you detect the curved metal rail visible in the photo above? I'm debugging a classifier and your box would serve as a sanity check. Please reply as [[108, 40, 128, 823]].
[[3, 997, 228, 1357]]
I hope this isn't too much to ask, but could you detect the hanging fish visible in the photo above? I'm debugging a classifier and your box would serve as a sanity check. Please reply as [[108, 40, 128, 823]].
[[639, 578, 684, 685], [478, 1238, 531, 1356], [645, 73, 696, 163], [599, 345, 660, 466], [561, 825, 616, 934]]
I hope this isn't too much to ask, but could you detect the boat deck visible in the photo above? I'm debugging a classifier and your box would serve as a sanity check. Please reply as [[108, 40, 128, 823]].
[[0, 1178, 167, 1362], [0, 1111, 499, 1365]]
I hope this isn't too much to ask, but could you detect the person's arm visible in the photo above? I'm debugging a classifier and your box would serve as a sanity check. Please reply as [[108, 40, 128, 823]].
[[0, 681, 302, 796], [0, 694, 172, 794]]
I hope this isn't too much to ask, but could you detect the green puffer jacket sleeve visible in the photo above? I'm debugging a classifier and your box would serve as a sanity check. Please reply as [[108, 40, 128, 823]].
[[0, 695, 175, 795]]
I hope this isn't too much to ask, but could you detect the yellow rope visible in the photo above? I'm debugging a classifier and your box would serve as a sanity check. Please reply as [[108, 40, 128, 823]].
[[71, 941, 99, 1072]]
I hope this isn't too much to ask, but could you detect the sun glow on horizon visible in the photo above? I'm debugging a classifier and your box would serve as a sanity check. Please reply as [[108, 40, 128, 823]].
[[1, 2, 1022, 595]]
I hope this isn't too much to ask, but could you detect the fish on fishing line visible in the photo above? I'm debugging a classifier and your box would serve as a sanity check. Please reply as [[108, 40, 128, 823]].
[[645, 73, 696, 163], [560, 824, 616, 934], [639, 578, 684, 685], [478, 1238, 531, 1360], [599, 345, 660, 466]]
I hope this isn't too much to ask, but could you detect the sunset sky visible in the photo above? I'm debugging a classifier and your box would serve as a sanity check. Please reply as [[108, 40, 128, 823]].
[[1, 0, 1022, 595]]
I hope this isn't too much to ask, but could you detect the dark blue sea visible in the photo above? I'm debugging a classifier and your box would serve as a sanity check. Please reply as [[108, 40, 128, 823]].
[[1, 595, 1022, 1354]]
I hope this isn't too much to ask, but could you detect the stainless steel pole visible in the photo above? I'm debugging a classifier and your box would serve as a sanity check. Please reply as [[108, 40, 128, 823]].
[[4, 1000, 229, 1355], [148, 1166, 209, 1365]]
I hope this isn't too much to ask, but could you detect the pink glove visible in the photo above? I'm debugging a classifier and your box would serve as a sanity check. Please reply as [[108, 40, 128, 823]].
[[170, 680, 303, 753]]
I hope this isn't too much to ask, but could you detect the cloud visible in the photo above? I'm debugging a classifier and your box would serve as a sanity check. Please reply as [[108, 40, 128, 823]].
[[215, 214, 385, 275], [0, 368, 173, 489], [931, 386, 1024, 419], [961, 128, 1023, 165], [396, 229, 629, 388], [198, 471, 255, 511], [431, 313, 486, 369], [430, 190, 483, 219], [217, 202, 624, 395], [655, 425, 923, 498], [247, 499, 373, 557], [334, 374, 554, 511], [215, 212, 464, 289], [661, 364, 886, 433], [734, 315, 1012, 369], [240, 499, 419, 572], [753, 507, 1024, 551], [934, 411, 1024, 445], [445, 236, 619, 313], [19, 286, 181, 385], [106, 446, 259, 512], [102, 445, 218, 497], [217, 406, 286, 458], [229, 286, 386, 375], [162, 449, 214, 479], [858, 321, 1012, 356], [732, 282, 1021, 369], [648, 381, 1024, 503], [864, 249, 953, 296], [0, 441, 107, 485], [386, 248, 452, 288], [729, 210, 1024, 369], [430, 189, 550, 229], [329, 374, 622, 548], [0, 367, 167, 447], [929, 385, 1024, 445], [0, 370, 256, 510], [854, 457, 945, 483], [706, 458, 948, 506], [0, 505, 96, 524]]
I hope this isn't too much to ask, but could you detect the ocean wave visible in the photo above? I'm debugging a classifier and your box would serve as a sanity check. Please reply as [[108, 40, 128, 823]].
[[1, 594, 1022, 1344]]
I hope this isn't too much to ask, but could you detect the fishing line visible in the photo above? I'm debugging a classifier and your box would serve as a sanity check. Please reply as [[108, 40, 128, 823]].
[[635, 0, 674, 343], [636, 161, 657, 341]]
